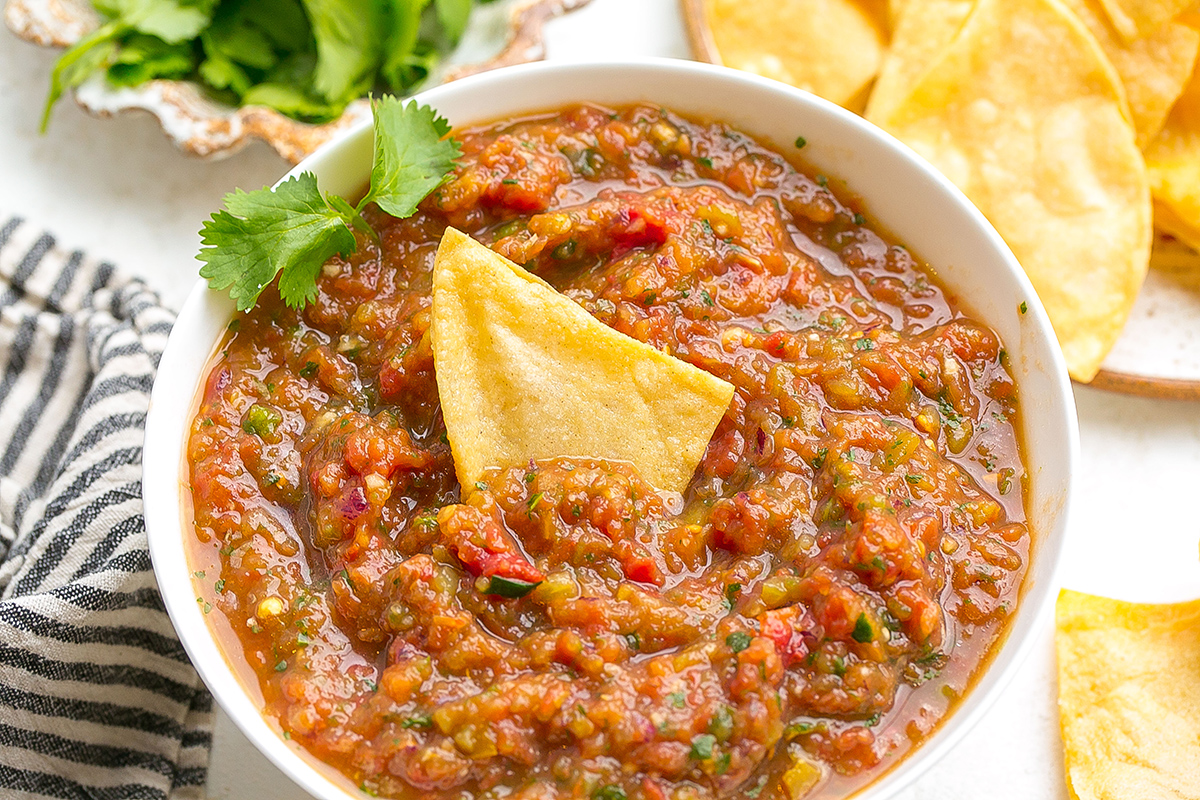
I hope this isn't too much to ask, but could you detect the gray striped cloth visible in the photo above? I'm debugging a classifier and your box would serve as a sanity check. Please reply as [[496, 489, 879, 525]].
[[0, 217, 211, 798]]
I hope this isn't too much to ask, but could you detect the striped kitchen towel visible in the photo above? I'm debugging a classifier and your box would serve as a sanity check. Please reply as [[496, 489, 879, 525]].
[[0, 217, 211, 799]]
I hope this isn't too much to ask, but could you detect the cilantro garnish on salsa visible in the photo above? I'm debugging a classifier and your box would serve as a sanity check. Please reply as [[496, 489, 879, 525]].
[[198, 97, 459, 311]]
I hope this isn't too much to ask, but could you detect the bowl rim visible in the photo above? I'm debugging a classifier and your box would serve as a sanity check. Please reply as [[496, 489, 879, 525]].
[[144, 56, 1078, 800]]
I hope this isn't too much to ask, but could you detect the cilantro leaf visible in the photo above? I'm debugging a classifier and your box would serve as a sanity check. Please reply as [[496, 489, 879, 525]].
[[241, 0, 312, 52], [434, 0, 472, 42], [203, 10, 278, 70], [300, 0, 383, 103], [325, 193, 374, 239], [198, 173, 355, 311], [41, 0, 212, 129], [380, 0, 431, 91], [133, 0, 211, 43], [360, 97, 461, 219], [40, 0, 486, 131], [92, 0, 215, 43], [107, 34, 194, 87], [241, 83, 342, 122], [198, 53, 252, 95]]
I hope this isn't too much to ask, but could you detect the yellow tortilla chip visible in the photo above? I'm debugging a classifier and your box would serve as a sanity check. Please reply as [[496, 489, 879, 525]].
[[866, 0, 976, 123], [1060, 0, 1200, 146], [704, 0, 888, 107], [1145, 55, 1200, 248], [1155, 201, 1200, 250], [867, 0, 1151, 382], [1150, 226, 1200, 288], [1056, 589, 1200, 800], [430, 228, 735, 494], [886, 0, 909, 28], [1094, 0, 1196, 42]]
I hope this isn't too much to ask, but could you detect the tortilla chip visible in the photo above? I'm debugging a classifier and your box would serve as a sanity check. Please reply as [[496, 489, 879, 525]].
[[1056, 589, 1200, 800], [1060, 0, 1200, 146], [1155, 201, 1200, 250], [430, 228, 735, 494], [1150, 225, 1200, 287], [1094, 0, 1196, 42], [1145, 55, 1200, 249], [867, 0, 1151, 382], [866, 0, 976, 123], [886, 0, 909, 29], [704, 0, 888, 107]]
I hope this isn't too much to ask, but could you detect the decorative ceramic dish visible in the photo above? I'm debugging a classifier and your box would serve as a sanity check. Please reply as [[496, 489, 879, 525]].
[[4, 0, 591, 162]]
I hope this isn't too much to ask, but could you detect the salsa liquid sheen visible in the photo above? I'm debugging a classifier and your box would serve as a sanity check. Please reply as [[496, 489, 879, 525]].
[[187, 104, 1029, 800]]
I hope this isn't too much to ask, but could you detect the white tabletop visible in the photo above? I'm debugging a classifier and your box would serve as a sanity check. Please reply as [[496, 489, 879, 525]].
[[4, 1, 1199, 797]]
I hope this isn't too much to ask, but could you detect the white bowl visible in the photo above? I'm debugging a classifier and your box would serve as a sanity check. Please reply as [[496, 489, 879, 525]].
[[144, 58, 1078, 800]]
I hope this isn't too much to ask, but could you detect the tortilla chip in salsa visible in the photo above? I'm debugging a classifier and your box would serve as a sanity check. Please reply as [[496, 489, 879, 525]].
[[430, 227, 735, 494], [1056, 589, 1200, 800]]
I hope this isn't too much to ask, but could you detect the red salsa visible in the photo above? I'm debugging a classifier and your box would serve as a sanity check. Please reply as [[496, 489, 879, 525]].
[[187, 104, 1028, 800]]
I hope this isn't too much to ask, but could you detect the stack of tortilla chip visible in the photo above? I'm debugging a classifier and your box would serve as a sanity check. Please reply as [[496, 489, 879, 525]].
[[701, 0, 1200, 383]]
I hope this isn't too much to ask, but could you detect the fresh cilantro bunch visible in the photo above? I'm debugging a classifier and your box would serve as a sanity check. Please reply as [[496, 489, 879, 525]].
[[42, 0, 493, 130], [198, 96, 460, 311]]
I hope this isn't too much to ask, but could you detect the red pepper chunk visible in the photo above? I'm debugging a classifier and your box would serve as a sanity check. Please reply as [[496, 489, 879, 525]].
[[610, 204, 670, 255], [763, 331, 790, 358], [612, 540, 663, 586], [757, 605, 816, 667], [436, 503, 545, 586], [344, 424, 430, 477]]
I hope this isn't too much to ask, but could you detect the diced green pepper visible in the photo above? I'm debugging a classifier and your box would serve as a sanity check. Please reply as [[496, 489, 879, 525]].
[[243, 404, 281, 437], [708, 704, 735, 741], [484, 575, 541, 598], [552, 239, 577, 260], [726, 631, 752, 653], [852, 613, 874, 643], [400, 714, 432, 729], [689, 733, 716, 760]]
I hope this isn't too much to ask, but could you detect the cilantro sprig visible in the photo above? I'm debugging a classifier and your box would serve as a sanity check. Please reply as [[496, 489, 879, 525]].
[[198, 96, 460, 311]]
